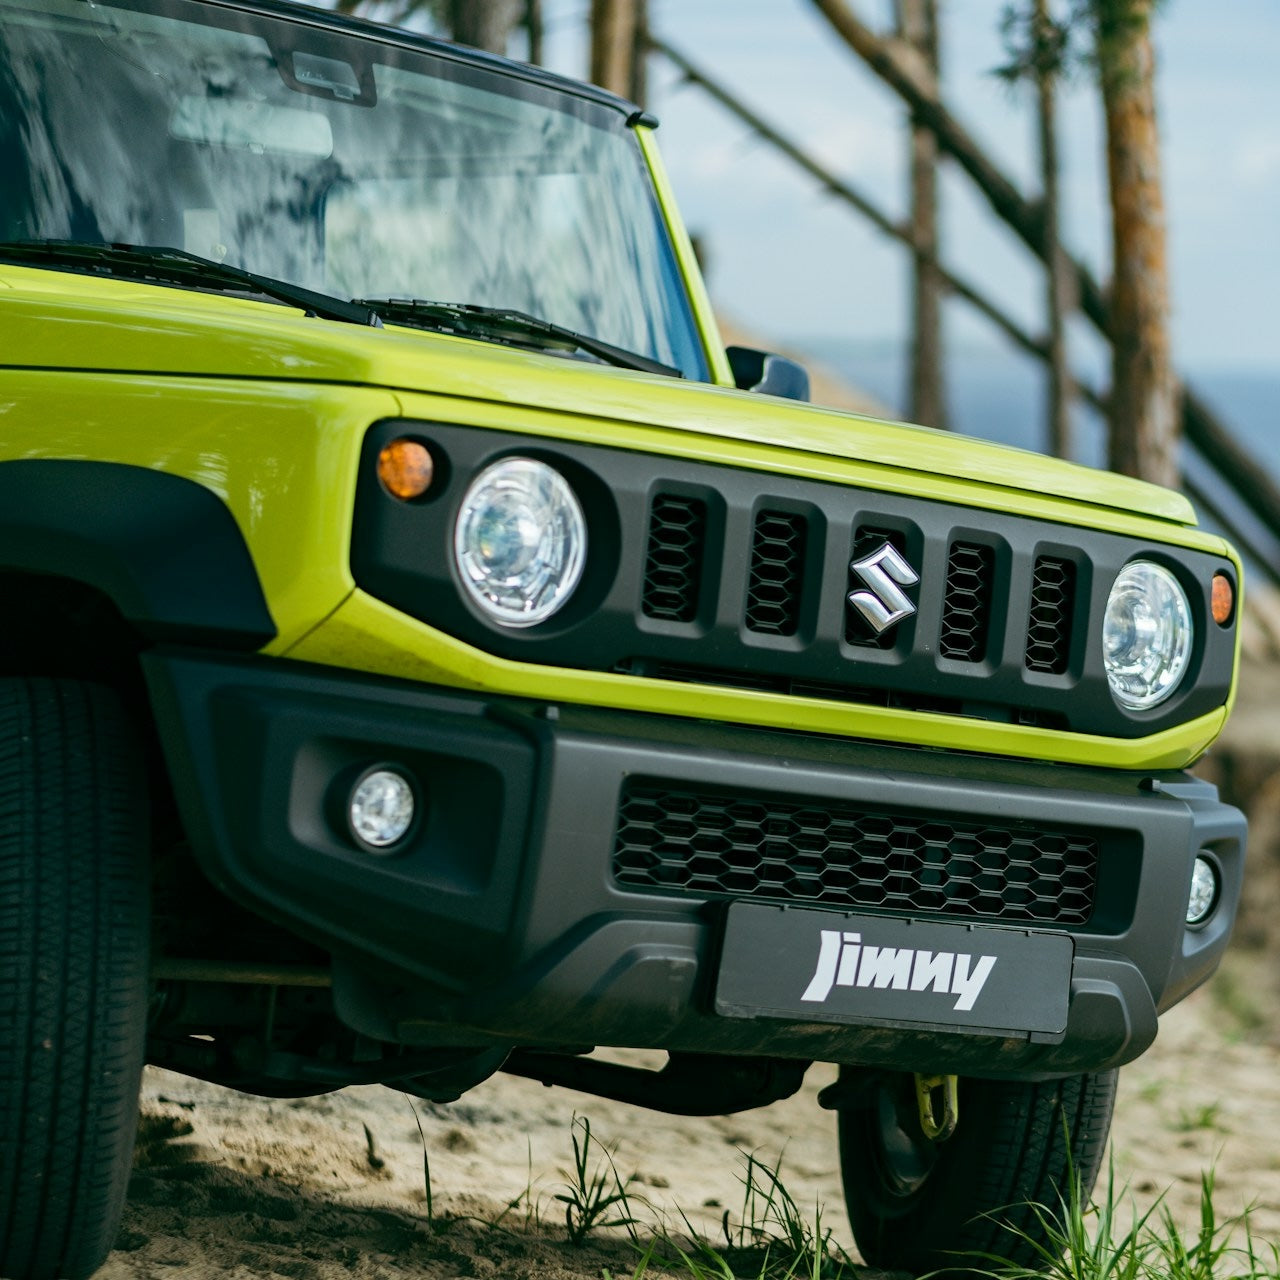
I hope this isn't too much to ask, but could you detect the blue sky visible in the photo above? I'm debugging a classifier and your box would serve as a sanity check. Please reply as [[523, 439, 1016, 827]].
[[532, 1, 1279, 375]]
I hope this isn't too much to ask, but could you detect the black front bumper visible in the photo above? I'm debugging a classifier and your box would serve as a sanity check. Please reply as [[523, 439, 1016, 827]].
[[145, 649, 1245, 1079]]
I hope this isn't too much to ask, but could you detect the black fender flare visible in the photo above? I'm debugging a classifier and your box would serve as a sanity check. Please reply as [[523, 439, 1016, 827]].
[[0, 459, 275, 648]]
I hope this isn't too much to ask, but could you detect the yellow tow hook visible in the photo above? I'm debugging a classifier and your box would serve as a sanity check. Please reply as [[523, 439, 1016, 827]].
[[914, 1072, 959, 1142]]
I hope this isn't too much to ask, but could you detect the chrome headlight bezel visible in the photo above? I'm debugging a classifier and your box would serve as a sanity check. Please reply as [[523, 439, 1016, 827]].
[[453, 457, 587, 628], [1102, 560, 1194, 711]]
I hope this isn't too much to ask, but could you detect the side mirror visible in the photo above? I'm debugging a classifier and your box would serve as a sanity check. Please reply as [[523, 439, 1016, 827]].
[[725, 346, 810, 402]]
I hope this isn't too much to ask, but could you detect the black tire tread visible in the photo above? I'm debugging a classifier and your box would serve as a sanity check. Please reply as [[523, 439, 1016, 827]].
[[0, 679, 149, 1280], [951, 1071, 1117, 1264], [841, 1069, 1117, 1275]]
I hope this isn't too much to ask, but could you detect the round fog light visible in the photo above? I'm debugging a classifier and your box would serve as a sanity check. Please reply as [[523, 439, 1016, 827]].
[[348, 768, 416, 852], [1186, 855, 1218, 925]]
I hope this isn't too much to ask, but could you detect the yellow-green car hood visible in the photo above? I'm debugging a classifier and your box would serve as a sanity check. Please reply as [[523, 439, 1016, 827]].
[[0, 265, 1194, 525]]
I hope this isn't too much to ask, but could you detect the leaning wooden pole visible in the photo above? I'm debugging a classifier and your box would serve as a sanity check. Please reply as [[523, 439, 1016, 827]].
[[809, 0, 1107, 329], [1183, 389, 1280, 544], [650, 38, 1047, 365]]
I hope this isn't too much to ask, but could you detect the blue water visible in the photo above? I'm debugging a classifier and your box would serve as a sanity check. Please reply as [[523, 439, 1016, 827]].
[[798, 338, 1277, 478]]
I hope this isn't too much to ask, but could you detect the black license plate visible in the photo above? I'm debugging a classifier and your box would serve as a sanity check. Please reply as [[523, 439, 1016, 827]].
[[715, 903, 1072, 1035]]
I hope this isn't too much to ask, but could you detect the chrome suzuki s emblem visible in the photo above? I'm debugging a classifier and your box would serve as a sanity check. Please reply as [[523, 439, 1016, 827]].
[[848, 542, 919, 634]]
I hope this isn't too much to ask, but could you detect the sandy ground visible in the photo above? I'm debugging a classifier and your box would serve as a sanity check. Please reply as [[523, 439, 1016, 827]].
[[98, 947, 1280, 1280]]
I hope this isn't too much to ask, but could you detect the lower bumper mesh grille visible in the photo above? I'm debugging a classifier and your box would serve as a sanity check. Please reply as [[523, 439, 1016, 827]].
[[613, 782, 1098, 927]]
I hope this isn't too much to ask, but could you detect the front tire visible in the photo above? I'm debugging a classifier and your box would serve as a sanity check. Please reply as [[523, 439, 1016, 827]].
[[838, 1068, 1116, 1276], [0, 679, 150, 1280]]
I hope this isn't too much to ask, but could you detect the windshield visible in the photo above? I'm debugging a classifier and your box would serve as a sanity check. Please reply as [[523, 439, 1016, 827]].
[[0, 0, 708, 378]]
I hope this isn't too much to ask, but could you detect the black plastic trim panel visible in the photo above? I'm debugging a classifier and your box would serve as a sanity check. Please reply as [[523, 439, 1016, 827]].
[[0, 459, 275, 648], [350, 421, 1237, 740]]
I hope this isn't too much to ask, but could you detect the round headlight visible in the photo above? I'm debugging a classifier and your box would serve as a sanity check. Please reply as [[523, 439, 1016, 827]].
[[1103, 562, 1193, 710], [454, 458, 586, 627]]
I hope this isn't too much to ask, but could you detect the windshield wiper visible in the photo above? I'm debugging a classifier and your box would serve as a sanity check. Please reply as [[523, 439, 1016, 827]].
[[0, 240, 382, 328], [352, 298, 681, 378]]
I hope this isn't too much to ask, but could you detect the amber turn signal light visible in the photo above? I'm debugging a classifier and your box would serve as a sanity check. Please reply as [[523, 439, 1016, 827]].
[[377, 438, 434, 501], [1211, 572, 1234, 626]]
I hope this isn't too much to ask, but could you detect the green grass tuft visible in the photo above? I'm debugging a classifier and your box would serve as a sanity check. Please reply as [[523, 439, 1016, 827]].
[[645, 1149, 855, 1280], [952, 1156, 1275, 1280], [555, 1114, 642, 1247], [1171, 1102, 1227, 1135]]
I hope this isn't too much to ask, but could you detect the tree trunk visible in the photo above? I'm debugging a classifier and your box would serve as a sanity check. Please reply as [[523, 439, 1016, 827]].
[[630, 0, 647, 106], [898, 0, 947, 430], [590, 0, 641, 99], [1035, 0, 1072, 460], [1099, 0, 1177, 487], [448, 0, 520, 54], [525, 0, 543, 65]]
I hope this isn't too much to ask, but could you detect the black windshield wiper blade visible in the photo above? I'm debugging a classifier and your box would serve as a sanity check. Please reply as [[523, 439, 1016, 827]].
[[0, 240, 382, 328], [353, 298, 680, 378]]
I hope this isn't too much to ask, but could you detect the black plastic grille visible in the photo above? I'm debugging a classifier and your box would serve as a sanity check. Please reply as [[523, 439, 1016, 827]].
[[614, 782, 1098, 926], [940, 542, 995, 661], [1026, 556, 1077, 674], [746, 511, 807, 636], [642, 495, 707, 622]]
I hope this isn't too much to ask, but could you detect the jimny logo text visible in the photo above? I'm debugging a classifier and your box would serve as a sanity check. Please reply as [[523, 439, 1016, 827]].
[[801, 930, 996, 1011]]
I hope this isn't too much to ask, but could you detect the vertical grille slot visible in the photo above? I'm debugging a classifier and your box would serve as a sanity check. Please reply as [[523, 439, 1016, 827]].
[[745, 511, 807, 636], [642, 494, 707, 622], [939, 541, 995, 661], [1026, 556, 1076, 673]]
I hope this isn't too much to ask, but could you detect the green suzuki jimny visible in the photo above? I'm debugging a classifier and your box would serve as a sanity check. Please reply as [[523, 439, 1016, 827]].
[[0, 0, 1246, 1274]]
